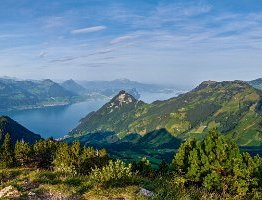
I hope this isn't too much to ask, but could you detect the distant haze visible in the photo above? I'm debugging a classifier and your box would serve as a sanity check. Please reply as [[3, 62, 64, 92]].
[[0, 0, 261, 87]]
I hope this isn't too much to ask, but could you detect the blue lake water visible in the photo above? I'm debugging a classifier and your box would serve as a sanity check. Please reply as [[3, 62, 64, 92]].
[[0, 91, 181, 139], [1, 100, 107, 139]]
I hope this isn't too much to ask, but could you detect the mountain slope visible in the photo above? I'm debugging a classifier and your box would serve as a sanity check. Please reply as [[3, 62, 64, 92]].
[[0, 81, 38, 109], [248, 78, 262, 90], [71, 80, 262, 146], [70, 90, 145, 137], [61, 79, 87, 95], [0, 116, 41, 144], [17, 79, 75, 98], [0, 78, 78, 111]]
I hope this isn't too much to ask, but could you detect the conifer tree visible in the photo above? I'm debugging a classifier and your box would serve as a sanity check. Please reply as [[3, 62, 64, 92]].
[[33, 139, 58, 168], [70, 141, 82, 174], [15, 140, 33, 167], [53, 142, 74, 174], [0, 133, 14, 168], [173, 129, 262, 195], [157, 160, 169, 176]]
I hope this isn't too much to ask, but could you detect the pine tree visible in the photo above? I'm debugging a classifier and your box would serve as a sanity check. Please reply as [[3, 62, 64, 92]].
[[33, 139, 58, 168], [15, 140, 33, 167], [0, 133, 14, 168], [172, 129, 262, 195], [70, 141, 82, 174], [53, 142, 74, 174], [157, 160, 169, 176], [172, 138, 197, 174]]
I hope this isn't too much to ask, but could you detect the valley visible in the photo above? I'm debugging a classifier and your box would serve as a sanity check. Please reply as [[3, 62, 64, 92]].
[[1, 1, 262, 199], [0, 78, 262, 199], [0, 83, 179, 138]]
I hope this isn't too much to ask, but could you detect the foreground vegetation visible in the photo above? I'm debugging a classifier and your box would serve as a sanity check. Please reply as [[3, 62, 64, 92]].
[[0, 130, 261, 199]]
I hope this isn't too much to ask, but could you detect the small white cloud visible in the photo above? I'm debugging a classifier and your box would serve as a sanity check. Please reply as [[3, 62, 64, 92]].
[[71, 26, 107, 34], [110, 35, 135, 44]]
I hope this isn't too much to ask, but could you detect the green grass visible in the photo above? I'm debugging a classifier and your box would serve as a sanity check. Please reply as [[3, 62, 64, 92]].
[[0, 168, 261, 199]]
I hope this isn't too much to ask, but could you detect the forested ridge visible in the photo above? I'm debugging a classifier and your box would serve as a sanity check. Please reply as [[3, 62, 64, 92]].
[[71, 80, 262, 146]]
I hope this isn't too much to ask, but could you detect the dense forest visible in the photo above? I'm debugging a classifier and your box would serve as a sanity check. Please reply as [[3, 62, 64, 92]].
[[0, 130, 261, 199]]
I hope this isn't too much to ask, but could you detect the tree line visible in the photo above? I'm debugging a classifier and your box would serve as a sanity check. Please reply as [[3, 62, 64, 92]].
[[0, 130, 261, 197], [0, 134, 109, 174]]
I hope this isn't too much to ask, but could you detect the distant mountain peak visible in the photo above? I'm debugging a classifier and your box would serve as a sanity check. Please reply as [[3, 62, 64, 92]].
[[114, 90, 137, 102], [43, 79, 53, 82], [64, 79, 76, 83], [250, 78, 262, 82], [107, 90, 137, 110], [195, 80, 249, 91], [61, 79, 86, 94], [201, 80, 217, 85], [114, 78, 131, 82]]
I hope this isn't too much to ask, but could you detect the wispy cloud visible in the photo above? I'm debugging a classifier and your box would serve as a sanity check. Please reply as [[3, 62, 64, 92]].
[[71, 26, 107, 34], [110, 35, 135, 44], [162, 2, 211, 17], [50, 56, 78, 63], [0, 1, 262, 84]]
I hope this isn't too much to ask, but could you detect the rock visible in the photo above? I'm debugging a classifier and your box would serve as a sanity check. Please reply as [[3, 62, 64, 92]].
[[139, 188, 154, 197], [28, 191, 36, 196], [0, 185, 21, 198]]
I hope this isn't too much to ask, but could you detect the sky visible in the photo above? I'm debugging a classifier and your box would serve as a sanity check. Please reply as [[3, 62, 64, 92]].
[[0, 0, 262, 87]]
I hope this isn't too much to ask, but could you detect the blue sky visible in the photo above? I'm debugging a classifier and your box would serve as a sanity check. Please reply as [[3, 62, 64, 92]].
[[0, 0, 262, 87]]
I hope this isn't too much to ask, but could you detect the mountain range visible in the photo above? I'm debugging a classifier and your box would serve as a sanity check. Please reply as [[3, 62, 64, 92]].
[[77, 78, 172, 93], [0, 77, 174, 111], [0, 78, 78, 111], [70, 80, 262, 146], [1, 78, 262, 163]]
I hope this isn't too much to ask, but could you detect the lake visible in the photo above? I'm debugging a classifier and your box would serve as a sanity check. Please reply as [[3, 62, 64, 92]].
[[1, 100, 106, 139], [0, 91, 181, 139]]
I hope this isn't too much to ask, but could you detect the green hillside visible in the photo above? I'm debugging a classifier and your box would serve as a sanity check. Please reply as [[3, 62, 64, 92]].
[[70, 90, 145, 137], [66, 128, 182, 164], [71, 80, 262, 146], [0, 116, 41, 144]]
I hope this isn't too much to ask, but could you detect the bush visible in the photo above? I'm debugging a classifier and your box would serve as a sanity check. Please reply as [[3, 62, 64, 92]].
[[89, 160, 132, 186], [131, 157, 154, 177], [172, 129, 262, 196], [53, 142, 109, 175], [0, 168, 23, 184], [64, 177, 82, 186], [33, 139, 58, 169], [29, 170, 61, 184], [15, 141, 33, 167]]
